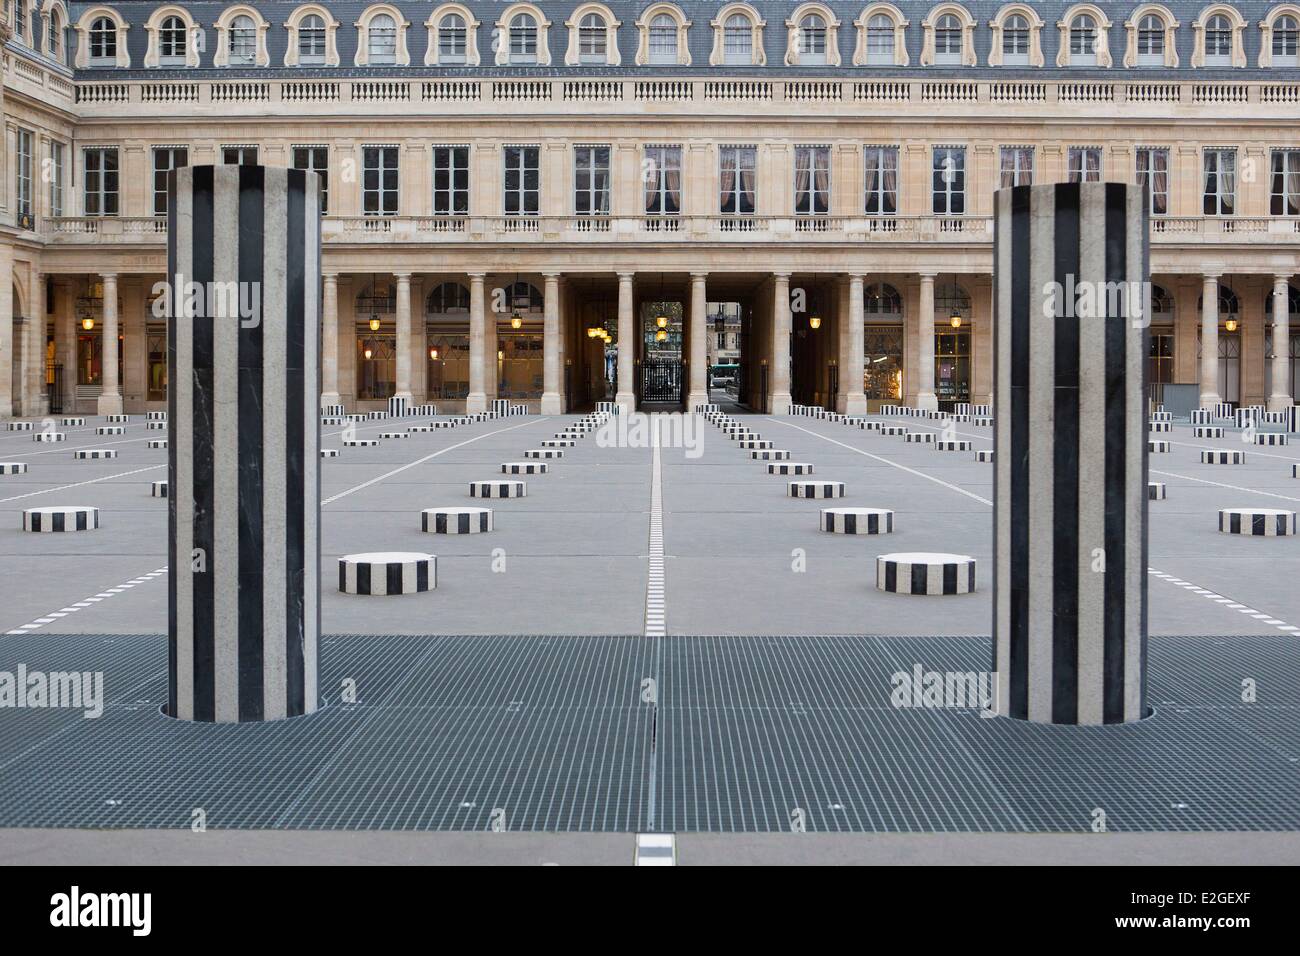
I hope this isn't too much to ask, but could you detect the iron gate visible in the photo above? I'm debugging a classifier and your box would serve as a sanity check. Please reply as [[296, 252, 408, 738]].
[[640, 360, 682, 404]]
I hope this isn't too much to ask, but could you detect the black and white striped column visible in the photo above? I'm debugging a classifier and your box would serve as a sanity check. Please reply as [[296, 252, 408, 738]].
[[167, 165, 321, 722], [993, 182, 1148, 725]]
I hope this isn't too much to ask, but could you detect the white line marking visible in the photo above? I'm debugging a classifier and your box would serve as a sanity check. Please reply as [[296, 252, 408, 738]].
[[0, 464, 166, 505], [645, 419, 667, 638], [1150, 469, 1300, 505], [4, 567, 168, 636], [635, 833, 675, 866]]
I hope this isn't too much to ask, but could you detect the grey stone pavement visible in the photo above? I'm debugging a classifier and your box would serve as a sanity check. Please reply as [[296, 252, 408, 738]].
[[1, 407, 1297, 638]]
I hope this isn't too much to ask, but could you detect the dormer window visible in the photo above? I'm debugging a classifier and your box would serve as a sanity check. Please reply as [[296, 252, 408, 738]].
[[934, 13, 962, 64], [299, 14, 327, 65], [866, 13, 894, 63], [578, 12, 606, 63], [159, 16, 187, 65], [1070, 14, 1098, 65], [89, 16, 117, 65], [1274, 15, 1299, 67], [1003, 14, 1030, 64], [1205, 13, 1232, 65], [369, 13, 397, 64], [1137, 14, 1164, 65], [439, 13, 467, 63], [724, 13, 752, 64], [229, 15, 256, 64], [649, 13, 677, 63], [799, 14, 827, 64], [511, 13, 538, 63], [49, 9, 67, 63]]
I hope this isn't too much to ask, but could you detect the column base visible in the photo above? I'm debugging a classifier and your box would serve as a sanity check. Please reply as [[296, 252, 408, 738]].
[[769, 392, 792, 415], [844, 393, 867, 415], [96, 393, 124, 416], [686, 390, 709, 412], [465, 392, 488, 414], [615, 391, 636, 414], [1268, 394, 1294, 413], [1199, 391, 1222, 408], [540, 393, 563, 415], [393, 391, 413, 402], [319, 391, 341, 409], [916, 392, 939, 412]]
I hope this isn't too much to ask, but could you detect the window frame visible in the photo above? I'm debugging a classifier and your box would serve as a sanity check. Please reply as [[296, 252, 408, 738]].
[[88, 16, 117, 65], [1067, 146, 1103, 183], [151, 146, 189, 218], [931, 146, 966, 216], [794, 144, 831, 216], [1135, 146, 1170, 216], [573, 144, 612, 217], [718, 144, 757, 216], [999, 146, 1035, 188], [1270, 148, 1300, 217], [432, 144, 470, 217], [503, 145, 541, 217], [643, 144, 682, 216], [83, 146, 120, 218], [362, 145, 400, 217], [292, 145, 329, 214]]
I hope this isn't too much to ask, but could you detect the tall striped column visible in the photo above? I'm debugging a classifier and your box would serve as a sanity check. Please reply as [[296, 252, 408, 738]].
[[993, 182, 1148, 725], [167, 165, 321, 722]]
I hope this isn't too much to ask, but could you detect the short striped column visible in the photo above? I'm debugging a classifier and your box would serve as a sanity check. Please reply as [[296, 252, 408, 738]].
[[993, 182, 1148, 724], [378, 430, 410, 439], [738, 439, 773, 449], [0, 462, 29, 474], [470, 480, 526, 497], [74, 449, 117, 459], [147, 421, 167, 430], [787, 480, 844, 498], [821, 507, 892, 534], [1287, 406, 1299, 433], [321, 403, 345, 417], [1190, 409, 1212, 424], [768, 462, 813, 474], [934, 440, 972, 451], [1202, 449, 1245, 464], [1148, 482, 1166, 500], [152, 480, 169, 497], [23, 506, 99, 531], [876, 552, 975, 594], [1218, 508, 1296, 536], [96, 425, 125, 436], [1148, 440, 1169, 453], [166, 164, 321, 722], [1213, 402, 1233, 420], [386, 396, 408, 418], [411, 403, 437, 416], [339, 552, 435, 594], [148, 439, 168, 449], [106, 414, 130, 423], [904, 432, 935, 444], [502, 461, 547, 474], [1148, 420, 1171, 433], [343, 438, 380, 447], [61, 417, 86, 426], [972, 416, 994, 427], [524, 448, 563, 459], [421, 507, 493, 534], [320, 448, 340, 458], [1255, 433, 1288, 446], [147, 411, 167, 422], [1193, 426, 1223, 438], [881, 425, 907, 436], [976, 449, 995, 462], [34, 432, 65, 442], [751, 449, 790, 460], [7, 421, 34, 431]]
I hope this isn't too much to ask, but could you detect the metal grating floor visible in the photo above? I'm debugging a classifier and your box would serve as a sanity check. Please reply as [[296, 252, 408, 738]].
[[0, 633, 1296, 832]]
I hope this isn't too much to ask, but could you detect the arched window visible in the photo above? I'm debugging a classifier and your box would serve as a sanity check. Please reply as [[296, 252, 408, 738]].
[[1137, 13, 1164, 63], [1274, 14, 1300, 66], [504, 281, 544, 312], [1205, 13, 1232, 65], [510, 13, 538, 63], [368, 13, 397, 64], [934, 13, 963, 63], [228, 14, 256, 64], [578, 12, 606, 62], [1148, 284, 1173, 319], [799, 14, 827, 63], [724, 13, 752, 63], [1070, 13, 1098, 64], [89, 16, 117, 64], [49, 8, 67, 62], [427, 282, 470, 315], [649, 13, 676, 63], [439, 13, 467, 63], [299, 14, 327, 64], [159, 15, 187, 65], [1003, 14, 1030, 61], [14, 0, 25, 43], [866, 13, 894, 63], [864, 282, 903, 316]]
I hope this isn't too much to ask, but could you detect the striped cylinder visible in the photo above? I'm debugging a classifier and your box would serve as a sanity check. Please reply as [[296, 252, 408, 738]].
[[147, 411, 167, 422], [366, 410, 386, 420], [1213, 402, 1233, 420], [1202, 449, 1245, 464], [993, 182, 1148, 725], [23, 506, 99, 532], [96, 425, 125, 436], [34, 432, 65, 442], [106, 414, 130, 423], [378, 431, 410, 439], [407, 424, 437, 433], [421, 507, 493, 534], [74, 449, 117, 459], [321, 403, 344, 417], [0, 462, 29, 474], [542, 439, 575, 447], [904, 432, 935, 443], [1218, 508, 1296, 536], [972, 404, 992, 416], [934, 440, 972, 451], [166, 165, 321, 723], [524, 448, 563, 459], [148, 439, 168, 449], [338, 552, 435, 595], [1148, 482, 1166, 500], [491, 399, 511, 416], [147, 421, 167, 430], [411, 404, 437, 416], [1292, 464, 1300, 478], [821, 507, 893, 534], [751, 449, 790, 460], [470, 480, 526, 498], [1235, 408, 1259, 428], [345, 414, 366, 422], [343, 438, 380, 447], [1148, 421, 1171, 433], [321, 416, 344, 425], [1150, 411, 1172, 422], [972, 416, 994, 427], [61, 417, 86, 426], [320, 448, 340, 458], [433, 420, 458, 428], [596, 401, 619, 414], [1287, 406, 1299, 433], [1190, 409, 1212, 424], [768, 462, 813, 474], [738, 439, 773, 449], [881, 425, 908, 436], [152, 480, 169, 497], [976, 449, 995, 462], [387, 396, 409, 418], [1255, 433, 1289, 446], [876, 552, 975, 595], [1148, 440, 1169, 453], [1193, 426, 1224, 438], [502, 461, 547, 474], [860, 421, 883, 431], [787, 481, 845, 498], [7, 421, 34, 431]]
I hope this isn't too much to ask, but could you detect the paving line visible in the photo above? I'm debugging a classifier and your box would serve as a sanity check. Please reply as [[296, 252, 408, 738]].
[[1145, 568, 1299, 635], [0, 464, 167, 505], [1149, 468, 1300, 505], [645, 418, 666, 638], [4, 567, 168, 636], [635, 832, 675, 866]]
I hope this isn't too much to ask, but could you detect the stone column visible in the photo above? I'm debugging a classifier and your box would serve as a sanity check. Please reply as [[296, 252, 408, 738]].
[[1200, 274, 1221, 408], [484, 284, 499, 402], [27, 270, 47, 416], [769, 272, 792, 414], [615, 271, 635, 412], [393, 272, 413, 401], [1270, 275, 1293, 411], [54, 279, 77, 412], [540, 272, 562, 414], [167, 165, 320, 722], [0, 244, 11, 418], [97, 273, 123, 416], [466, 272, 487, 413], [846, 273, 867, 414], [320, 273, 340, 407], [915, 273, 938, 411], [993, 182, 1148, 725], [687, 272, 709, 410]]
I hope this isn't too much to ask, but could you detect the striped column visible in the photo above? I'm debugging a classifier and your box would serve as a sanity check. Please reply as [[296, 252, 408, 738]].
[[993, 182, 1148, 725], [167, 165, 321, 723]]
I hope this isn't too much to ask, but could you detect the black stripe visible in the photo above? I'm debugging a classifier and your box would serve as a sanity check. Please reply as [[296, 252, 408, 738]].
[[286, 169, 309, 717], [1102, 183, 1128, 724], [480, 512, 489, 532], [75, 511, 86, 531], [238, 164, 265, 722], [417, 559, 429, 592], [943, 562, 957, 595], [458, 513, 470, 534], [910, 563, 927, 595], [191, 164, 216, 723], [167, 167, 180, 718], [1008, 185, 1031, 720], [1140, 197, 1151, 721], [1052, 182, 1080, 725], [386, 562, 403, 595], [338, 560, 346, 594], [357, 562, 371, 595], [1252, 513, 1265, 536], [844, 513, 856, 534], [885, 561, 896, 592]]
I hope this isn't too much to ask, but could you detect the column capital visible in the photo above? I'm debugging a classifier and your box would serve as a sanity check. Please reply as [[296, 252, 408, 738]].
[[467, 271, 487, 280], [1201, 272, 1221, 283], [542, 272, 562, 281], [772, 271, 792, 281], [918, 271, 938, 281], [322, 271, 339, 282], [617, 271, 636, 281], [100, 272, 119, 282], [1274, 274, 1294, 285], [393, 272, 412, 282], [689, 271, 709, 280], [847, 272, 867, 282]]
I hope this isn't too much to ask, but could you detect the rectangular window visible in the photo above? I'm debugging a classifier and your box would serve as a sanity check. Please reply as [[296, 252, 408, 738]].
[[292, 145, 329, 214], [432, 145, 469, 216], [644, 145, 681, 215], [794, 145, 830, 216], [1270, 149, 1300, 217], [999, 146, 1035, 187], [932, 146, 965, 215], [864, 145, 899, 215], [1203, 148, 1236, 216], [152, 146, 188, 217], [222, 145, 259, 166], [1136, 147, 1169, 216], [1068, 147, 1103, 182], [16, 128, 32, 224], [719, 145, 757, 215], [83, 146, 119, 217], [49, 141, 65, 218], [363, 145, 400, 216], [503, 145, 540, 216], [574, 145, 611, 216]]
